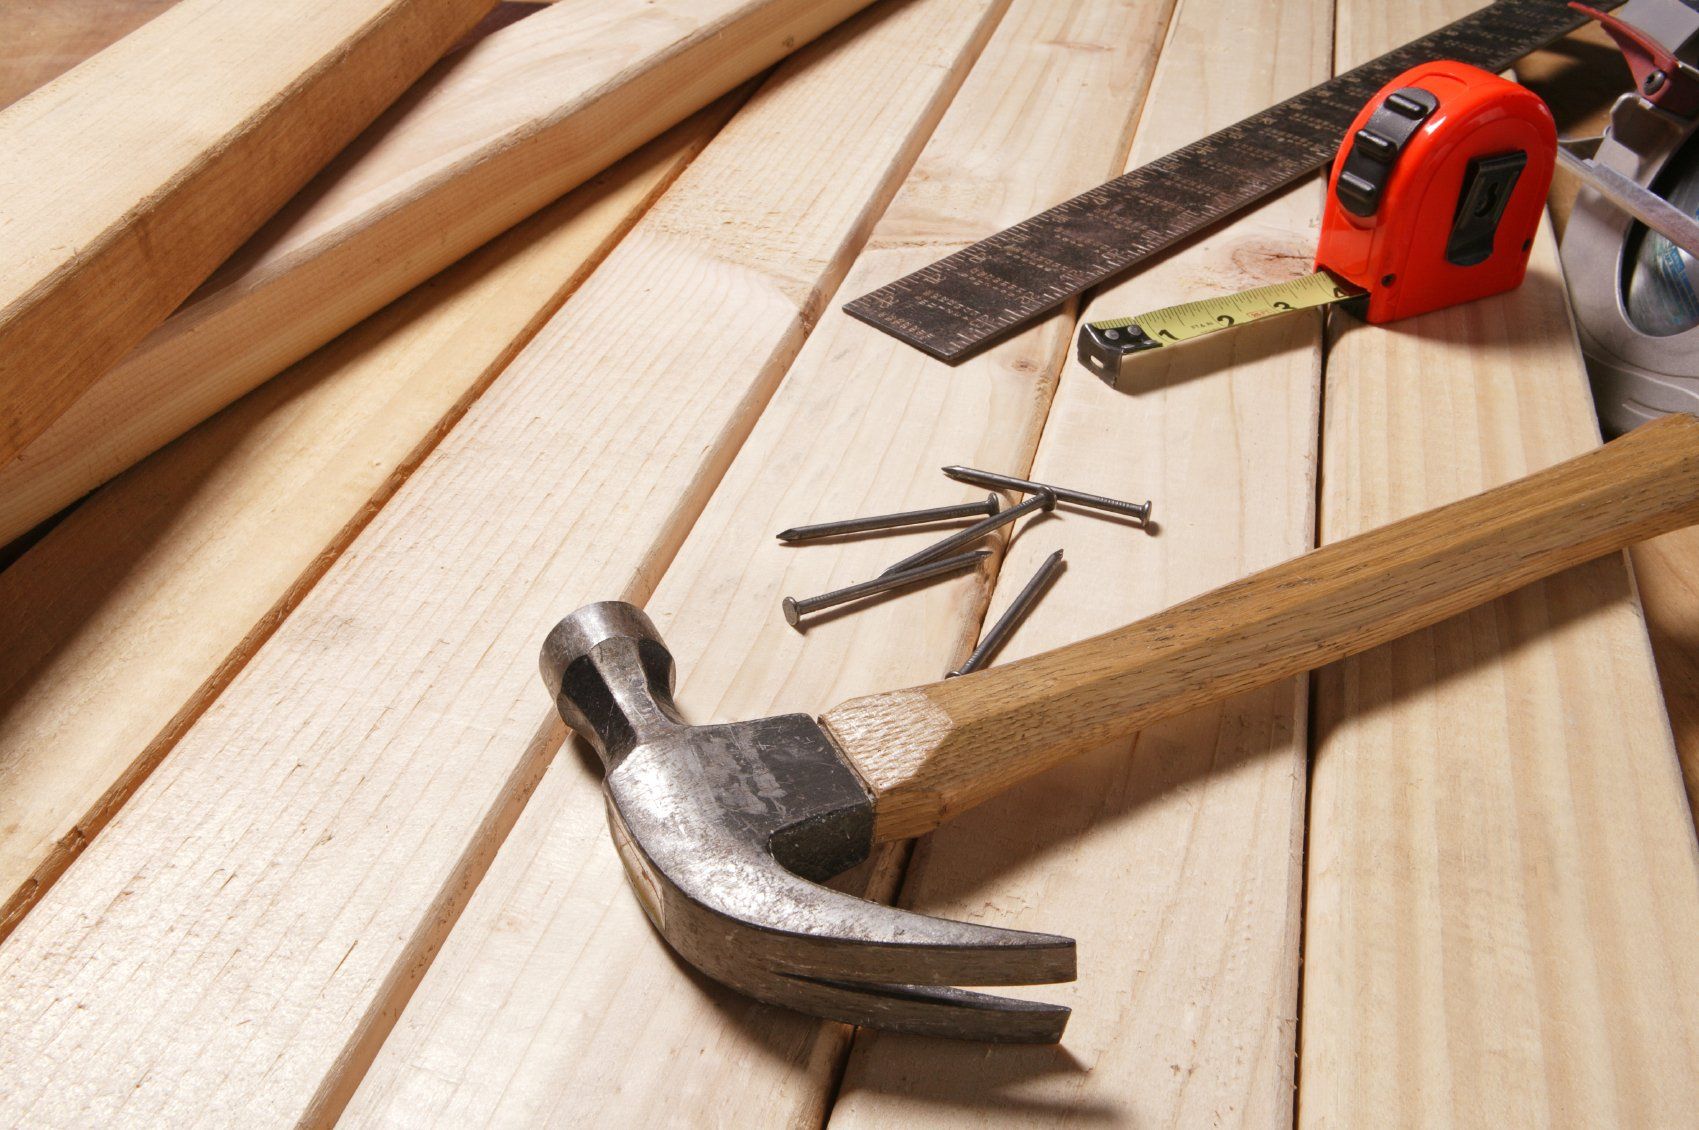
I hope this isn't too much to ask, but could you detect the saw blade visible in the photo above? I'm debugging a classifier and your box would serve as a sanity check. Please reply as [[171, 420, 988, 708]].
[[844, 0, 1617, 362]]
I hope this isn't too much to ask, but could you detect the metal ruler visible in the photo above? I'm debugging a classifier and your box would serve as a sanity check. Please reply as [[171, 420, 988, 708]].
[[843, 0, 1618, 362]]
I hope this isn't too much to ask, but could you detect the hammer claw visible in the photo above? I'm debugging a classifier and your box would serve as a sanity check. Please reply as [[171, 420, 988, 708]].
[[777, 975, 1071, 1044]]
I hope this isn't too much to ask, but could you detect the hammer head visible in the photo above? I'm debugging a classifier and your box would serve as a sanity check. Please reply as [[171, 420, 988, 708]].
[[541, 602, 1075, 1042]]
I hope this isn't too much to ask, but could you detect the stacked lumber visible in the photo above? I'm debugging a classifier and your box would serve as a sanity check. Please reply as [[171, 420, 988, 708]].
[[0, 0, 1007, 1122], [0, 101, 739, 938], [2, 0, 1699, 1125], [1298, 0, 1699, 1123], [0, 0, 493, 463], [0, 0, 878, 545]]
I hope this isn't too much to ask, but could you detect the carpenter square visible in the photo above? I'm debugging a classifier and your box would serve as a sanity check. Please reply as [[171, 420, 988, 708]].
[[543, 413, 1699, 1043], [844, 0, 1620, 361]]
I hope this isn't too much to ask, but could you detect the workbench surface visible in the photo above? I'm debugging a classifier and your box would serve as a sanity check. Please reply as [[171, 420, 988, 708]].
[[3, 2, 1697, 1126]]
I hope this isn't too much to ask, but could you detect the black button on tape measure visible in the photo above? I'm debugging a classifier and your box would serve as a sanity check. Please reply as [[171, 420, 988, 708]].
[[843, 0, 1614, 363]]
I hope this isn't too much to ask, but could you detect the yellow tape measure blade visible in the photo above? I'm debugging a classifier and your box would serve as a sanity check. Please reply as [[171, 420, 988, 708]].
[[1078, 269, 1364, 385]]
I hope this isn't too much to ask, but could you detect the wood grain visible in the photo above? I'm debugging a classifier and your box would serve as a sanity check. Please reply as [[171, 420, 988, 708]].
[[1297, 1, 1699, 1124], [836, 0, 1323, 1120], [0, 102, 736, 942], [1632, 525, 1699, 826], [0, 0, 492, 465], [0, 0, 876, 547], [0, 1, 1005, 1123], [341, 0, 1171, 1123]]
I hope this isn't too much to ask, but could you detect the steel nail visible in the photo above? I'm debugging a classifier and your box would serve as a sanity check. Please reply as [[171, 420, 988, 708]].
[[942, 465, 1151, 524], [777, 494, 1000, 542], [881, 489, 1056, 576], [782, 549, 991, 629], [948, 549, 1065, 677]]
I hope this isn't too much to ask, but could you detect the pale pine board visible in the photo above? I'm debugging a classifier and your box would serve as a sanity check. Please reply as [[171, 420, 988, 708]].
[[0, 0, 491, 464], [1298, 1, 1699, 1123], [0, 1, 1007, 1124], [0, 103, 736, 941], [1632, 527, 1699, 825], [0, 0, 875, 546], [834, 0, 1328, 1122], [342, 0, 1172, 1124]]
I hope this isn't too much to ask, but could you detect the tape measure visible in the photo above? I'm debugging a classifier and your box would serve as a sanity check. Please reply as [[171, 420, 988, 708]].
[[844, 0, 1615, 362], [1079, 62, 1558, 385]]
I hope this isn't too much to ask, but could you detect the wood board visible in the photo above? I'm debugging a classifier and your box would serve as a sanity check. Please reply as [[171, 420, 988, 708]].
[[0, 0, 878, 547], [0, 0, 492, 464], [0, 0, 1006, 1123], [835, 0, 1327, 1120], [1297, 0, 1699, 1123], [1632, 524, 1699, 824], [0, 102, 737, 941], [342, 0, 1174, 1122]]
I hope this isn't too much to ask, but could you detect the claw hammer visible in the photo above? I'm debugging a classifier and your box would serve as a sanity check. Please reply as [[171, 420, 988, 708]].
[[542, 413, 1699, 1042]]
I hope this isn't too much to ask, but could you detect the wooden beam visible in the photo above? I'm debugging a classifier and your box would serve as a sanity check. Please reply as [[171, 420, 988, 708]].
[[1298, 1, 1699, 1123], [0, 1, 1005, 1123], [0, 0, 878, 547], [0, 101, 738, 942], [1630, 527, 1699, 829], [340, 0, 1174, 1122], [0, 0, 493, 465], [833, 0, 1327, 1121]]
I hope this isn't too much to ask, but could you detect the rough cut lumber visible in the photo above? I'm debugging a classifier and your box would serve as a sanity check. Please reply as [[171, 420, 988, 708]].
[[0, 102, 736, 942], [1298, 1, 1699, 1123], [832, 0, 1326, 1121], [0, 0, 878, 547], [342, 0, 1175, 1123], [0, 1, 1006, 1124], [0, 0, 493, 465]]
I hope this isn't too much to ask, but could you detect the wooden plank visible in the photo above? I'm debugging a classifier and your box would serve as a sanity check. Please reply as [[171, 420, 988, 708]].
[[341, 0, 1173, 1123], [1632, 527, 1699, 828], [0, 0, 877, 548], [1298, 1, 1699, 1123], [0, 0, 493, 465], [833, 0, 1328, 1122], [0, 101, 738, 941], [0, 1, 1005, 1124]]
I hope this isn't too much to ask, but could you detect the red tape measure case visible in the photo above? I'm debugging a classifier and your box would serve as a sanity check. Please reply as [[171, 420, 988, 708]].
[[1315, 60, 1556, 323]]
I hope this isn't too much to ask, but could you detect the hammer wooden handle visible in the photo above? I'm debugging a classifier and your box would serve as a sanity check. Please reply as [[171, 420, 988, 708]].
[[823, 413, 1699, 842]]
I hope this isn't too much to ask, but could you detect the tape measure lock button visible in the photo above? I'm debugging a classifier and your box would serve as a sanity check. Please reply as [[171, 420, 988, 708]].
[[1335, 86, 1439, 216]]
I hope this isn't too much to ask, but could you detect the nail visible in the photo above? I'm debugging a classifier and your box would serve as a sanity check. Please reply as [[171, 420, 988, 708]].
[[881, 489, 1055, 576], [942, 465, 1151, 524], [948, 549, 1065, 677], [783, 550, 991, 629], [777, 494, 1000, 542]]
